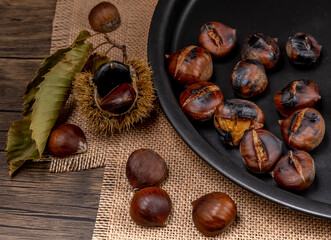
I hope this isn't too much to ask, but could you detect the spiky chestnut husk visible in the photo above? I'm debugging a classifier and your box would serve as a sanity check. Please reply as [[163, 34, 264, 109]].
[[73, 57, 156, 135]]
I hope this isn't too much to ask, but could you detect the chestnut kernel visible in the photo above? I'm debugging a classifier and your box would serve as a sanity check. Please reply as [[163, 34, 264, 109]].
[[241, 33, 280, 69], [192, 192, 236, 237], [214, 99, 265, 146], [130, 187, 172, 227], [286, 32, 322, 66], [279, 108, 325, 151], [274, 79, 321, 117], [126, 149, 167, 189], [165, 45, 213, 86], [180, 82, 223, 121], [199, 21, 237, 58], [231, 59, 268, 98], [88, 2, 121, 33], [240, 129, 283, 173], [48, 124, 87, 157], [271, 150, 315, 191]]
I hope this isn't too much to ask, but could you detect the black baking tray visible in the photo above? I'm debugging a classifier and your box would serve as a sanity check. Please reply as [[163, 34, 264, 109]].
[[148, 0, 331, 219]]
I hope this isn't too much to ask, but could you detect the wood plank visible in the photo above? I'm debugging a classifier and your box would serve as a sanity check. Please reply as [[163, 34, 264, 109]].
[[0, 0, 57, 58]]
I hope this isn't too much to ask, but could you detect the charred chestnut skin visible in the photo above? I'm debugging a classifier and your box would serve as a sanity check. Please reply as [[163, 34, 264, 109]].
[[192, 192, 236, 237], [199, 21, 237, 58], [271, 150, 315, 191], [279, 108, 325, 151], [231, 59, 268, 98], [165, 45, 213, 86], [241, 33, 280, 69], [214, 99, 265, 146], [180, 82, 223, 121], [286, 32, 322, 66], [240, 129, 283, 173], [274, 79, 321, 117], [130, 187, 172, 227]]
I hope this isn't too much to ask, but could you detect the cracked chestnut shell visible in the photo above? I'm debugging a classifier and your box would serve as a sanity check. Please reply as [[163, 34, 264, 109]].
[[214, 99, 265, 146], [274, 79, 321, 117], [240, 129, 283, 173], [130, 187, 172, 227], [241, 33, 280, 69], [192, 192, 236, 237], [231, 59, 268, 98], [165, 45, 213, 86], [271, 150, 315, 191], [286, 32, 322, 66], [279, 108, 325, 151], [199, 21, 237, 58], [180, 82, 223, 121], [126, 149, 167, 189]]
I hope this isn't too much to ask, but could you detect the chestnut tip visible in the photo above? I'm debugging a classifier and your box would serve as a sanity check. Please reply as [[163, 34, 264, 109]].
[[278, 119, 283, 125], [164, 54, 170, 59]]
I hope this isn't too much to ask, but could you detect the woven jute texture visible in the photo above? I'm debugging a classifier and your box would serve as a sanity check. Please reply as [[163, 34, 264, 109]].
[[51, 0, 331, 239]]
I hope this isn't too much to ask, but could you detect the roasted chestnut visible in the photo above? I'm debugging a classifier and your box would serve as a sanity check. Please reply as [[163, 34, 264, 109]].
[[231, 59, 268, 98], [126, 149, 167, 189], [199, 21, 236, 58], [165, 45, 213, 86], [192, 192, 236, 237], [180, 82, 223, 121], [88, 2, 121, 33], [286, 32, 322, 66], [271, 150, 315, 191], [93, 61, 137, 115], [279, 108, 325, 151], [130, 187, 172, 227], [241, 33, 280, 69], [274, 79, 321, 117], [214, 99, 265, 146], [240, 129, 283, 173], [48, 124, 87, 157]]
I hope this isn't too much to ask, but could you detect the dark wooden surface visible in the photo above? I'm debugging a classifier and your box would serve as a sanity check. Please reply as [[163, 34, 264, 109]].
[[0, 1, 104, 239]]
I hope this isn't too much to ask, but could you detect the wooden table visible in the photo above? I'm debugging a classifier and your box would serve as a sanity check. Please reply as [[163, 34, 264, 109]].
[[0, 1, 104, 239]]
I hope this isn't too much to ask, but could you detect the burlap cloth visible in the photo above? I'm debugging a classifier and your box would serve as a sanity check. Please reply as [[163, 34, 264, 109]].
[[50, 0, 331, 239]]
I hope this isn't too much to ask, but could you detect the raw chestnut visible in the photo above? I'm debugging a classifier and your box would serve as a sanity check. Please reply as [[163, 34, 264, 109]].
[[165, 45, 213, 86], [48, 124, 87, 157], [88, 2, 121, 33], [271, 150, 315, 191], [241, 33, 280, 69], [126, 149, 167, 189], [286, 32, 322, 66], [130, 187, 172, 227], [199, 21, 237, 58], [192, 192, 236, 237], [279, 108, 325, 151], [180, 82, 223, 121], [214, 99, 265, 146], [274, 79, 321, 117], [231, 59, 268, 98], [240, 129, 283, 173], [93, 61, 137, 115]]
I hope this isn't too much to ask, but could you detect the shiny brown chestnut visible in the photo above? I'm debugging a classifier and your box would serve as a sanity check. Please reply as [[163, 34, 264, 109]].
[[88, 2, 121, 33], [48, 124, 87, 157], [231, 59, 268, 98], [279, 108, 325, 151], [241, 33, 280, 69], [192, 192, 236, 237], [126, 149, 167, 189], [130, 187, 172, 227], [214, 99, 265, 146], [165, 45, 213, 86], [274, 79, 321, 117], [271, 150, 315, 191], [180, 82, 223, 121], [240, 129, 283, 173], [199, 21, 237, 58], [286, 32, 322, 66]]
